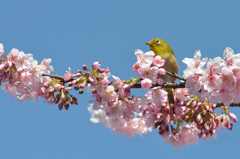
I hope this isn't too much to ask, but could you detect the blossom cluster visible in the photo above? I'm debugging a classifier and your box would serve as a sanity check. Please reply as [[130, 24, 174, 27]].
[[183, 48, 240, 106], [1, 43, 239, 150], [0, 43, 54, 103]]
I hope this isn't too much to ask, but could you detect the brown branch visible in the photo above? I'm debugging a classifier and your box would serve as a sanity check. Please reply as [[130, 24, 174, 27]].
[[42, 73, 240, 108], [215, 102, 240, 108], [130, 82, 186, 89], [42, 73, 65, 81], [165, 71, 186, 81]]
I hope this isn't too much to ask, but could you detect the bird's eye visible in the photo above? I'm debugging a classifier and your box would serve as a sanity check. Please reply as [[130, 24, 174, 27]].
[[156, 40, 161, 44]]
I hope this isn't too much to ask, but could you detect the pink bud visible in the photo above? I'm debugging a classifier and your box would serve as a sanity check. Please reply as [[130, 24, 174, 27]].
[[82, 65, 89, 70], [157, 78, 164, 85], [92, 62, 100, 69], [228, 112, 237, 123], [54, 83, 62, 91], [105, 68, 110, 73], [141, 78, 152, 90], [44, 81, 50, 87], [158, 68, 166, 75]]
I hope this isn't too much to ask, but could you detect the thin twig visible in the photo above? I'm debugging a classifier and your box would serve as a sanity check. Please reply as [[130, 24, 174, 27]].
[[215, 102, 240, 108], [165, 71, 186, 81]]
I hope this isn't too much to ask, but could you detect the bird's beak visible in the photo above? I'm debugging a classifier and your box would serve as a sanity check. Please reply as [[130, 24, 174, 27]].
[[145, 42, 152, 46]]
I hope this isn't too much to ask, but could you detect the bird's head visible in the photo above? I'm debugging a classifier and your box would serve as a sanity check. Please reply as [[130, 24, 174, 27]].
[[146, 38, 174, 56]]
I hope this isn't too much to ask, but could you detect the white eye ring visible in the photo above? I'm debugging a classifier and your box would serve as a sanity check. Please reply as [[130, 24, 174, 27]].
[[156, 40, 161, 44]]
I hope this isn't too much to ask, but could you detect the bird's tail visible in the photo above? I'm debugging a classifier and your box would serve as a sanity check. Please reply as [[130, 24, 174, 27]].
[[164, 88, 175, 104]]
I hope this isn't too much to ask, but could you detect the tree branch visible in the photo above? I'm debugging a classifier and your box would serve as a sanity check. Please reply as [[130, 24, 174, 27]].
[[215, 102, 240, 108], [165, 71, 186, 81], [42, 73, 240, 108]]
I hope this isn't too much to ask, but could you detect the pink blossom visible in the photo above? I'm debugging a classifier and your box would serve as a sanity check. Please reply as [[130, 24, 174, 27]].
[[232, 67, 240, 79], [141, 78, 152, 90], [92, 62, 101, 69], [64, 67, 73, 81], [100, 85, 117, 102], [202, 130, 217, 141], [7, 48, 19, 63], [139, 64, 158, 84], [158, 68, 166, 75], [41, 58, 54, 72], [221, 67, 236, 90], [17, 89, 33, 103], [106, 100, 126, 119], [144, 113, 156, 128], [88, 104, 107, 124], [30, 60, 47, 83], [183, 50, 208, 70], [135, 49, 155, 64], [0, 43, 4, 56], [205, 57, 222, 75], [223, 47, 240, 68], [200, 73, 221, 93], [132, 62, 141, 73], [165, 135, 181, 150], [153, 55, 165, 67], [152, 87, 168, 105], [185, 70, 203, 95], [16, 51, 33, 70], [228, 112, 237, 123], [157, 78, 164, 85], [179, 123, 199, 146], [175, 88, 189, 100], [54, 83, 62, 91]]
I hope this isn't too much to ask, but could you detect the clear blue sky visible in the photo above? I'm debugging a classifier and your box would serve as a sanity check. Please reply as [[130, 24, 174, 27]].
[[0, 0, 240, 158]]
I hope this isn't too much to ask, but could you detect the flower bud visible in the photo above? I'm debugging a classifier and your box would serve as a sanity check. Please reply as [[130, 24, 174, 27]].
[[82, 65, 89, 71], [92, 62, 100, 69], [228, 112, 237, 123]]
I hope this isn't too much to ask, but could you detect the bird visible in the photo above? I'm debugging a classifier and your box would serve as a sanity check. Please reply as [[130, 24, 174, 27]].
[[146, 38, 179, 104]]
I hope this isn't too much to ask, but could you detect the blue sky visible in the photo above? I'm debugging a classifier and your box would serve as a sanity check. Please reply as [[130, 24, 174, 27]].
[[0, 0, 240, 158]]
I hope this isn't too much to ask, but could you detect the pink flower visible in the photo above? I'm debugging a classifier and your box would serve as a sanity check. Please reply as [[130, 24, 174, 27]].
[[202, 130, 217, 141], [223, 47, 240, 68], [141, 78, 152, 90], [100, 85, 117, 102], [183, 50, 208, 70], [185, 70, 202, 95], [175, 88, 189, 100], [92, 62, 101, 69], [88, 104, 107, 124], [16, 51, 33, 70], [41, 58, 54, 72], [179, 123, 199, 146], [212, 88, 233, 106], [153, 55, 165, 67], [200, 73, 221, 93], [165, 135, 181, 150], [7, 48, 19, 63], [139, 64, 158, 84], [232, 67, 240, 79], [152, 87, 168, 105], [133, 62, 141, 73], [30, 60, 47, 83], [144, 113, 156, 128], [135, 49, 155, 64], [228, 112, 237, 123], [221, 67, 236, 90], [64, 67, 73, 81], [0, 43, 4, 56], [106, 100, 126, 119]]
